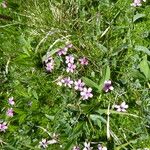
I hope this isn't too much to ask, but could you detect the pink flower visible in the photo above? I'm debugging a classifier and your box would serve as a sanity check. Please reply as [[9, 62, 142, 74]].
[[1, 1, 7, 8], [61, 77, 74, 88], [83, 142, 92, 150], [6, 108, 14, 117], [8, 97, 15, 105], [79, 57, 88, 65], [103, 80, 114, 92], [0, 122, 8, 132], [57, 47, 68, 56], [39, 139, 49, 149], [39, 138, 57, 148], [44, 57, 54, 72], [45, 62, 54, 72], [98, 144, 107, 150], [131, 0, 146, 7], [80, 87, 93, 100], [66, 63, 76, 73], [66, 43, 73, 48], [114, 102, 128, 112], [65, 55, 75, 64], [74, 79, 85, 91]]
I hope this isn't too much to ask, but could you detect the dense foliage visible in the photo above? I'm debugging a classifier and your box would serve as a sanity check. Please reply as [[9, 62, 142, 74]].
[[0, 0, 150, 149]]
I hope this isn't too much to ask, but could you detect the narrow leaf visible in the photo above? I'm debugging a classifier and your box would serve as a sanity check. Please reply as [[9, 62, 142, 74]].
[[139, 55, 150, 79]]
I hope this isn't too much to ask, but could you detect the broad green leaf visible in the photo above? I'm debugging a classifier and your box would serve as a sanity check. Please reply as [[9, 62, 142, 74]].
[[90, 114, 107, 124], [19, 114, 27, 124], [135, 46, 150, 56], [82, 77, 99, 89], [45, 114, 54, 121], [131, 70, 145, 80], [98, 43, 108, 52], [32, 90, 38, 100], [139, 56, 150, 80], [133, 13, 146, 22]]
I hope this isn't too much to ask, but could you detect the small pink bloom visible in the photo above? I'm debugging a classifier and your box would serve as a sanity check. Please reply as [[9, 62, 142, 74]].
[[8, 97, 15, 105], [66, 43, 73, 48], [98, 144, 102, 150], [65, 55, 75, 64], [57, 47, 68, 56], [0, 122, 8, 132], [44, 57, 54, 72], [66, 63, 76, 73], [1, 1, 7, 8], [80, 87, 93, 100], [61, 77, 74, 88], [39, 139, 48, 149], [45, 62, 54, 72], [79, 57, 89, 66], [114, 102, 128, 112], [83, 142, 92, 150], [131, 0, 146, 7], [6, 108, 14, 117], [103, 80, 114, 92], [74, 79, 85, 91]]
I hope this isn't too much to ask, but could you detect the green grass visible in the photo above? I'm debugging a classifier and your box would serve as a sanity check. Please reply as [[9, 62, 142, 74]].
[[0, 0, 150, 149]]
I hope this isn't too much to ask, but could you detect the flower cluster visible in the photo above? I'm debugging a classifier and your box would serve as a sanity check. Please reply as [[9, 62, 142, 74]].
[[7, 97, 15, 117], [0, 97, 15, 132], [131, 0, 146, 7], [43, 42, 89, 74], [57, 77, 93, 100], [65, 55, 76, 73], [102, 81, 128, 112]]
